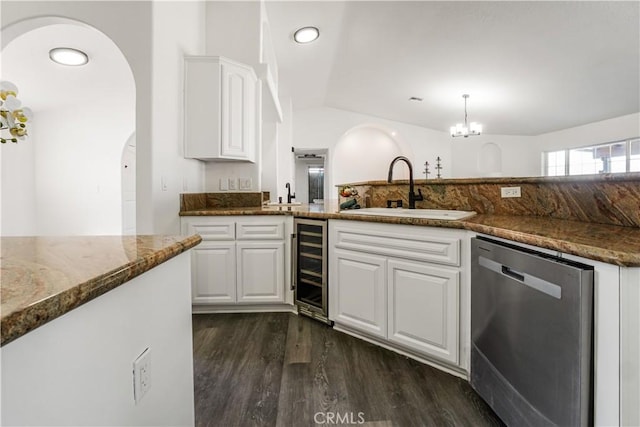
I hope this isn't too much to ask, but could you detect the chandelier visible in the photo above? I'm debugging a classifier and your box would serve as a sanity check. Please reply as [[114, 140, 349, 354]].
[[450, 94, 482, 138], [1, 81, 33, 144]]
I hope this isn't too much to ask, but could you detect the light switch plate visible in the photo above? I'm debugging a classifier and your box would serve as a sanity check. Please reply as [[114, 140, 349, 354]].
[[239, 177, 252, 190], [219, 178, 228, 191], [228, 178, 237, 191]]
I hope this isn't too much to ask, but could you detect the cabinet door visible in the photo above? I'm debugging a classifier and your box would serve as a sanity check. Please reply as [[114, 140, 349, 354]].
[[220, 61, 255, 161], [236, 241, 284, 303], [387, 259, 459, 364], [191, 242, 236, 304], [332, 249, 387, 338]]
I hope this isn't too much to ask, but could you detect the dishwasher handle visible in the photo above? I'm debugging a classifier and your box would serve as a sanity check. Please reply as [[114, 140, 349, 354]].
[[501, 265, 525, 282], [479, 255, 562, 299]]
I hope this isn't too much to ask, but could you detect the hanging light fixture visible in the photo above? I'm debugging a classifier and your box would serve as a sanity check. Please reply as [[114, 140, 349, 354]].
[[450, 94, 482, 138]]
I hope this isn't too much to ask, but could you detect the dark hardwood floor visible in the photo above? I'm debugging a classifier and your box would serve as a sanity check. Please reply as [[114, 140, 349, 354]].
[[192, 312, 503, 427]]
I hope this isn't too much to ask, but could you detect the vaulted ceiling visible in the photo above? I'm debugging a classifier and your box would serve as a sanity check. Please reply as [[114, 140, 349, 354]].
[[266, 1, 640, 136]]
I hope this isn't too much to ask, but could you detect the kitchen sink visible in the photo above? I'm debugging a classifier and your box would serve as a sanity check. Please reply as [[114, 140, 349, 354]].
[[340, 208, 476, 220]]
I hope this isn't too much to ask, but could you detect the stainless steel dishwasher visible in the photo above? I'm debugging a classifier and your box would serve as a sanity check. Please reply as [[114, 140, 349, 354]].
[[471, 236, 594, 426]]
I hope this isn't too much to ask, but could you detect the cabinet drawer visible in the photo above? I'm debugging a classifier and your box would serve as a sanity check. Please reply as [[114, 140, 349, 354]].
[[189, 223, 235, 241], [236, 222, 284, 240], [333, 226, 460, 267]]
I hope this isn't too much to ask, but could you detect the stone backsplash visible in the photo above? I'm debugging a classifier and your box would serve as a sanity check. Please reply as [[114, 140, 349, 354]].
[[180, 192, 269, 211], [338, 173, 640, 228]]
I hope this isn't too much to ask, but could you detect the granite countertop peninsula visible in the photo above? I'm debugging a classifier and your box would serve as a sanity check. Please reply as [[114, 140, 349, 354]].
[[180, 203, 640, 267], [0, 234, 201, 346]]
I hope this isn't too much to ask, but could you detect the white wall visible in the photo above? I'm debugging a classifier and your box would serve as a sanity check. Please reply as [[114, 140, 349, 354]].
[[0, 138, 36, 235], [451, 134, 539, 178], [292, 107, 453, 192], [333, 125, 407, 185], [151, 1, 205, 235], [276, 98, 295, 201], [1, 253, 195, 426], [33, 103, 134, 235], [535, 112, 640, 152], [262, 119, 278, 197]]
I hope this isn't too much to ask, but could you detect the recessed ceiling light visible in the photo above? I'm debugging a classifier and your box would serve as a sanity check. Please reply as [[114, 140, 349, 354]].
[[294, 27, 319, 44], [49, 47, 89, 66]]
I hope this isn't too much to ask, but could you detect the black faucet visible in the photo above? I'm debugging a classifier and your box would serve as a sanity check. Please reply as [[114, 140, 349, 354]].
[[285, 182, 295, 203], [387, 156, 424, 209]]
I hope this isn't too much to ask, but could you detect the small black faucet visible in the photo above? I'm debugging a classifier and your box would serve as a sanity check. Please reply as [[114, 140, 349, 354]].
[[285, 182, 295, 203], [387, 156, 424, 209]]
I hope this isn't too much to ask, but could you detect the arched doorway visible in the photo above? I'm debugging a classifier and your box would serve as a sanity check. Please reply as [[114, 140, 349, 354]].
[[1, 17, 135, 235]]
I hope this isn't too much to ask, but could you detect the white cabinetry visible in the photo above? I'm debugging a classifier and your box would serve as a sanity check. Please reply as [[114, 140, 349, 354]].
[[184, 56, 257, 162], [560, 251, 639, 427], [237, 241, 284, 303], [332, 249, 387, 338], [182, 216, 288, 306], [387, 260, 459, 364], [191, 242, 236, 304], [329, 220, 466, 370]]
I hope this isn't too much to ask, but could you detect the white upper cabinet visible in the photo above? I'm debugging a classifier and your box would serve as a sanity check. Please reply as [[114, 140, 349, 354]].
[[184, 56, 257, 162]]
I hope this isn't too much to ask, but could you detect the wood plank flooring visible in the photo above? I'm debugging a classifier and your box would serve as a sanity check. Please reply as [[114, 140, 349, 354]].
[[193, 312, 503, 427]]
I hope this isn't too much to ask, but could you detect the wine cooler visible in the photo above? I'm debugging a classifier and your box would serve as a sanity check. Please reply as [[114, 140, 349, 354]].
[[292, 218, 331, 324]]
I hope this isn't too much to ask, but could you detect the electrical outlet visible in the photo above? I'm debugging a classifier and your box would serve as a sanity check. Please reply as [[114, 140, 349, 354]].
[[133, 348, 151, 404], [501, 186, 522, 198], [239, 177, 252, 190], [228, 178, 237, 191], [219, 178, 229, 191]]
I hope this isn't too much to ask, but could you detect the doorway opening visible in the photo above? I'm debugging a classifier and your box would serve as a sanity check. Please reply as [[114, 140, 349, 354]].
[[294, 149, 327, 205]]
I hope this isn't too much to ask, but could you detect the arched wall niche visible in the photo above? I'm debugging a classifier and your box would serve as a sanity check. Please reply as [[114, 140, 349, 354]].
[[478, 142, 503, 177]]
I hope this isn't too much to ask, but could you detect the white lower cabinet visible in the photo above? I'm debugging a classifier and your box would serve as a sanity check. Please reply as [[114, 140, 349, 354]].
[[237, 241, 284, 303], [333, 249, 387, 338], [387, 259, 459, 364], [191, 242, 236, 304], [329, 220, 467, 369], [182, 216, 288, 306]]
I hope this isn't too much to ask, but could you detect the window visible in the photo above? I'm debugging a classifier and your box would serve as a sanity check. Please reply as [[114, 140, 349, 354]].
[[630, 139, 640, 172], [546, 150, 566, 176], [544, 138, 640, 176]]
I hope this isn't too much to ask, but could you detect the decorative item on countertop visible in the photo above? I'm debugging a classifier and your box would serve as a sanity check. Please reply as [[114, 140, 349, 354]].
[[423, 161, 430, 179], [339, 185, 360, 210], [435, 156, 442, 179], [1, 81, 33, 144], [339, 185, 358, 198], [340, 198, 359, 210]]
